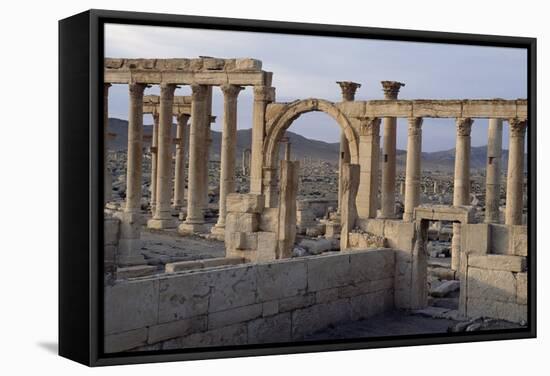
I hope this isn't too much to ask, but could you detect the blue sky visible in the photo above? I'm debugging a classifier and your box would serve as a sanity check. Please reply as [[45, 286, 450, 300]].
[[105, 23, 527, 152]]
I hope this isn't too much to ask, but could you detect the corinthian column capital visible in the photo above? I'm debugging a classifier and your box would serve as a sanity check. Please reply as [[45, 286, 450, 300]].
[[456, 117, 473, 136], [408, 117, 423, 135], [359, 117, 381, 136], [159, 83, 177, 101], [128, 82, 146, 99], [253, 86, 275, 102], [190, 84, 208, 101], [221, 84, 244, 99], [381, 81, 405, 99], [336, 81, 361, 102], [509, 118, 527, 137]]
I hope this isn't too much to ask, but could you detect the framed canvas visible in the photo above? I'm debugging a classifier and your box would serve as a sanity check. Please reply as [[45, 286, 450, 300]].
[[59, 9, 536, 366]]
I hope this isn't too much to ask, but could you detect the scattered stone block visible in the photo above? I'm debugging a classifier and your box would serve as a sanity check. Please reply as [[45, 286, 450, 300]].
[[430, 280, 460, 298]]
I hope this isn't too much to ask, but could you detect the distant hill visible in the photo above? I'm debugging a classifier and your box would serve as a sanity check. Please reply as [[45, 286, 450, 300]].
[[108, 118, 523, 172]]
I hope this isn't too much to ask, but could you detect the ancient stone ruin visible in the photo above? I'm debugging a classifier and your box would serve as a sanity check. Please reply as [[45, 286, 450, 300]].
[[103, 57, 528, 352]]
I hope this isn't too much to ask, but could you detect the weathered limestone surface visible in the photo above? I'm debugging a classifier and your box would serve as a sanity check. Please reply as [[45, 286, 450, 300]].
[[403, 117, 423, 222], [505, 118, 527, 225], [173, 113, 189, 210], [104, 249, 395, 352], [340, 163, 360, 250], [485, 118, 503, 223], [356, 118, 381, 218], [277, 160, 299, 258]]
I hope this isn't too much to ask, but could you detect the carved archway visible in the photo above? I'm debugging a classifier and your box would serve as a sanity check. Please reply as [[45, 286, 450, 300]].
[[263, 98, 359, 169]]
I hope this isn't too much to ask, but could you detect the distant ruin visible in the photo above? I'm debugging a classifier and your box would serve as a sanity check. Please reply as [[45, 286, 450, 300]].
[[103, 57, 528, 352]]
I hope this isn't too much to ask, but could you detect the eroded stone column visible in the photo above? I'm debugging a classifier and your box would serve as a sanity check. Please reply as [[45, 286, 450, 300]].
[[485, 118, 503, 223], [277, 160, 299, 259], [212, 85, 243, 236], [179, 84, 209, 234], [336, 81, 360, 214], [148, 83, 177, 229], [116, 82, 146, 266], [150, 112, 159, 214], [202, 87, 213, 212], [356, 117, 381, 218], [505, 118, 527, 225], [173, 113, 189, 211], [104, 83, 112, 205], [380, 81, 405, 218], [451, 117, 473, 271], [403, 117, 423, 222], [284, 140, 292, 161], [250, 86, 275, 195], [340, 163, 360, 251]]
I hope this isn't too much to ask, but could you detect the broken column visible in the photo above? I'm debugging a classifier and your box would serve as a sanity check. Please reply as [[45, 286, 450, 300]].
[[340, 163, 360, 250], [380, 81, 405, 218], [403, 117, 423, 222], [148, 83, 177, 229], [505, 118, 527, 225], [212, 84, 243, 236], [242, 148, 251, 176], [150, 112, 159, 214], [485, 118, 503, 223], [173, 113, 189, 211], [179, 84, 209, 234], [116, 82, 146, 266], [277, 160, 299, 259], [356, 117, 381, 218], [451, 117, 473, 271], [336, 81, 360, 214]]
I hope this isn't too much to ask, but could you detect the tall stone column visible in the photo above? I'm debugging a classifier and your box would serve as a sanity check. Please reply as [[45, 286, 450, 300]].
[[340, 163, 360, 251], [148, 83, 177, 229], [485, 118, 503, 223], [179, 84, 209, 234], [336, 81, 360, 214], [104, 83, 112, 205], [212, 85, 243, 236], [356, 117, 381, 218], [173, 113, 189, 211], [505, 118, 527, 225], [380, 81, 405, 218], [202, 87, 213, 212], [284, 140, 292, 161], [451, 117, 473, 271], [250, 86, 275, 195], [150, 112, 159, 214], [277, 160, 300, 259], [116, 82, 146, 266], [403, 117, 423, 222]]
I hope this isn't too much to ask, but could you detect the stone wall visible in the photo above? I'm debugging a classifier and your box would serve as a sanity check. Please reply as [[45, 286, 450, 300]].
[[104, 248, 395, 353], [104, 216, 120, 272]]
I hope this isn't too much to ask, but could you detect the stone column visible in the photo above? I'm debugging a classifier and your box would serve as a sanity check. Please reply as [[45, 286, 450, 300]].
[[356, 117, 381, 218], [505, 118, 527, 225], [340, 163, 360, 251], [242, 149, 250, 176], [103, 83, 112, 205], [179, 84, 209, 234], [277, 160, 300, 259], [250, 86, 275, 195], [148, 83, 177, 229], [451, 117, 473, 271], [212, 85, 243, 236], [202, 87, 213, 212], [380, 81, 405, 218], [173, 113, 189, 211], [150, 112, 159, 214], [485, 118, 503, 223], [116, 82, 146, 266], [284, 140, 292, 161], [403, 117, 423, 222], [336, 81, 360, 214]]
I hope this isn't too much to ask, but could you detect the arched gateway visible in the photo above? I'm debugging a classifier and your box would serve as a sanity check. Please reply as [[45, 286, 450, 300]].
[[263, 98, 359, 169]]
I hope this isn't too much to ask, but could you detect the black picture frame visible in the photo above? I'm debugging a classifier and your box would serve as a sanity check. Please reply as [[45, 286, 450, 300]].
[[59, 9, 537, 367]]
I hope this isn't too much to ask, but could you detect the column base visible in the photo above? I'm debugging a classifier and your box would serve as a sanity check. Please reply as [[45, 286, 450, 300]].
[[147, 218, 178, 230], [210, 224, 226, 240], [178, 222, 206, 235]]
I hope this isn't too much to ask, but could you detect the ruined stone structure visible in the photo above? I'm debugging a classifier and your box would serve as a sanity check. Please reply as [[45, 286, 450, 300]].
[[103, 57, 529, 352]]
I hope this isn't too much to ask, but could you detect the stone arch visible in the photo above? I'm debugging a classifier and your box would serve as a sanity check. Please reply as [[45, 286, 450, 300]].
[[263, 98, 358, 169]]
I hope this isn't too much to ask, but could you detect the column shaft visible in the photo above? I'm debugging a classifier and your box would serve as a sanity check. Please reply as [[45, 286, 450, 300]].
[[505, 118, 527, 225], [150, 113, 159, 214], [104, 83, 111, 204], [173, 114, 189, 210], [250, 86, 273, 195], [403, 118, 423, 222], [338, 132, 350, 214], [148, 83, 177, 229], [485, 118, 503, 223], [125, 83, 146, 213], [356, 118, 381, 218]]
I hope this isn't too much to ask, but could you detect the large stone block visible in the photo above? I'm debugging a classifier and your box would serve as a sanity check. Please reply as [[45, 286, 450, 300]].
[[255, 231, 278, 262], [104, 279, 159, 335], [225, 212, 259, 233], [291, 299, 351, 339], [468, 255, 526, 272], [147, 316, 206, 344], [256, 259, 307, 300], [158, 272, 211, 323], [338, 277, 394, 299], [462, 224, 490, 255], [226, 193, 264, 214], [516, 272, 528, 305], [490, 224, 510, 255], [307, 253, 351, 292], [247, 312, 292, 344], [209, 265, 257, 312], [208, 303, 263, 330], [349, 249, 395, 282], [467, 297, 527, 323], [510, 225, 528, 256], [259, 208, 279, 232], [384, 221, 415, 251], [467, 267, 516, 303], [104, 328, 147, 353], [350, 290, 394, 320], [176, 323, 248, 348], [104, 217, 120, 246], [278, 293, 315, 313]]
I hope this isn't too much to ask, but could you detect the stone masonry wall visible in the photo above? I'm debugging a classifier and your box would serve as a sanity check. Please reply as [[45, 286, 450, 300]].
[[104, 248, 395, 353]]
